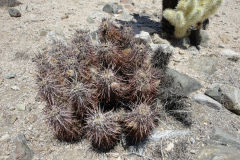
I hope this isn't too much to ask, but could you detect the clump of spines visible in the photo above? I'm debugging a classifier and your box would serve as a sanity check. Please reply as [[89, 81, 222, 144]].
[[34, 19, 187, 152], [123, 103, 158, 144], [85, 109, 121, 151]]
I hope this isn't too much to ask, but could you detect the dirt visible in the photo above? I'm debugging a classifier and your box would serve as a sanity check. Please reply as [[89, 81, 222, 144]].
[[0, 0, 240, 160]]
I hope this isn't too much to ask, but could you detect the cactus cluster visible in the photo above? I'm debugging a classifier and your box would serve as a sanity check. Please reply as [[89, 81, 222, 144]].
[[163, 0, 222, 38], [34, 20, 173, 151]]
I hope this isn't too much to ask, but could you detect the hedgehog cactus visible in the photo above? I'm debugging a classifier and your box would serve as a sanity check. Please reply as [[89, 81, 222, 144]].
[[85, 109, 121, 151], [163, 0, 222, 38], [123, 103, 158, 143], [34, 20, 176, 151]]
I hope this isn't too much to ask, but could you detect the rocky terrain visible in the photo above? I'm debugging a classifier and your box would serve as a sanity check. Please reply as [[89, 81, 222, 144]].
[[0, 0, 240, 159]]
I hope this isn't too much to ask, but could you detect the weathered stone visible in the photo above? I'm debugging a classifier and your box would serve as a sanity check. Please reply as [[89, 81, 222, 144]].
[[103, 3, 123, 14], [150, 129, 191, 142], [0, 134, 10, 142], [17, 104, 26, 111], [8, 8, 21, 17], [212, 127, 240, 148], [135, 31, 152, 43], [193, 94, 222, 110], [189, 56, 218, 75], [198, 145, 240, 160], [5, 73, 16, 79], [167, 69, 202, 96], [205, 85, 222, 102], [221, 85, 240, 115], [14, 134, 33, 160], [220, 49, 240, 61], [45, 30, 66, 45], [11, 86, 20, 91], [200, 30, 210, 47]]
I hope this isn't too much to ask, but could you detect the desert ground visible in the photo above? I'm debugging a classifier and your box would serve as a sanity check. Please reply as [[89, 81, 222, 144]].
[[0, 0, 240, 160]]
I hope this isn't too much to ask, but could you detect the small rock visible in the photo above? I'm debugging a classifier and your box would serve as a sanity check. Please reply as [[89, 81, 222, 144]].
[[167, 69, 202, 96], [212, 127, 240, 148], [218, 44, 225, 48], [0, 134, 10, 142], [9, 115, 18, 124], [11, 86, 20, 91], [103, 3, 123, 14], [151, 33, 168, 44], [187, 46, 199, 55], [140, 27, 157, 34], [150, 129, 191, 142], [28, 115, 37, 123], [197, 145, 240, 160], [86, 16, 95, 24], [220, 49, 240, 61], [219, 34, 229, 43], [45, 30, 66, 45], [61, 14, 69, 20], [205, 85, 222, 102], [120, 0, 133, 4], [165, 143, 174, 151], [17, 104, 26, 111], [193, 94, 222, 110], [14, 134, 33, 160], [220, 85, 240, 115], [5, 73, 16, 79], [119, 10, 133, 21], [200, 30, 210, 47], [189, 56, 218, 75], [8, 8, 21, 17], [135, 31, 152, 43]]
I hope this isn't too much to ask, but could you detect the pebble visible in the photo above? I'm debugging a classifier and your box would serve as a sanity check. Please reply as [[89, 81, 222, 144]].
[[0, 134, 10, 142], [11, 86, 20, 91], [17, 104, 26, 111], [219, 49, 240, 61], [8, 8, 21, 17], [135, 31, 152, 43], [193, 94, 222, 110], [165, 143, 174, 151], [103, 3, 123, 14], [9, 115, 18, 124], [5, 73, 16, 79]]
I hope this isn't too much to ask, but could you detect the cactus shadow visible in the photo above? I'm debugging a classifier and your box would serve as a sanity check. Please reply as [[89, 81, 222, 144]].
[[116, 13, 190, 50], [0, 0, 22, 7]]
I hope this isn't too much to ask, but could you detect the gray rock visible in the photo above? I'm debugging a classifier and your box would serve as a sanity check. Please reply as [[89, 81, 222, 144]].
[[187, 46, 199, 55], [103, 3, 123, 14], [150, 129, 191, 142], [135, 31, 152, 43], [212, 127, 240, 148], [205, 85, 222, 102], [167, 69, 202, 96], [5, 73, 16, 79], [150, 43, 174, 55], [118, 10, 134, 21], [14, 134, 33, 160], [220, 49, 240, 61], [221, 85, 240, 115], [205, 84, 240, 115], [8, 8, 21, 17], [197, 145, 240, 160], [200, 30, 210, 47], [17, 104, 26, 111], [86, 16, 95, 24], [189, 56, 218, 75], [45, 31, 66, 45], [193, 94, 222, 110], [11, 85, 20, 91]]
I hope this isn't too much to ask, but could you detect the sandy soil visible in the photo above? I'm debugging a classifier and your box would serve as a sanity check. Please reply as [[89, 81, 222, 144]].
[[0, 0, 240, 160]]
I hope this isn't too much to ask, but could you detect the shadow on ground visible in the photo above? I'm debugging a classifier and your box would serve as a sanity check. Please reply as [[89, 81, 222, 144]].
[[117, 13, 189, 49], [0, 0, 22, 7]]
